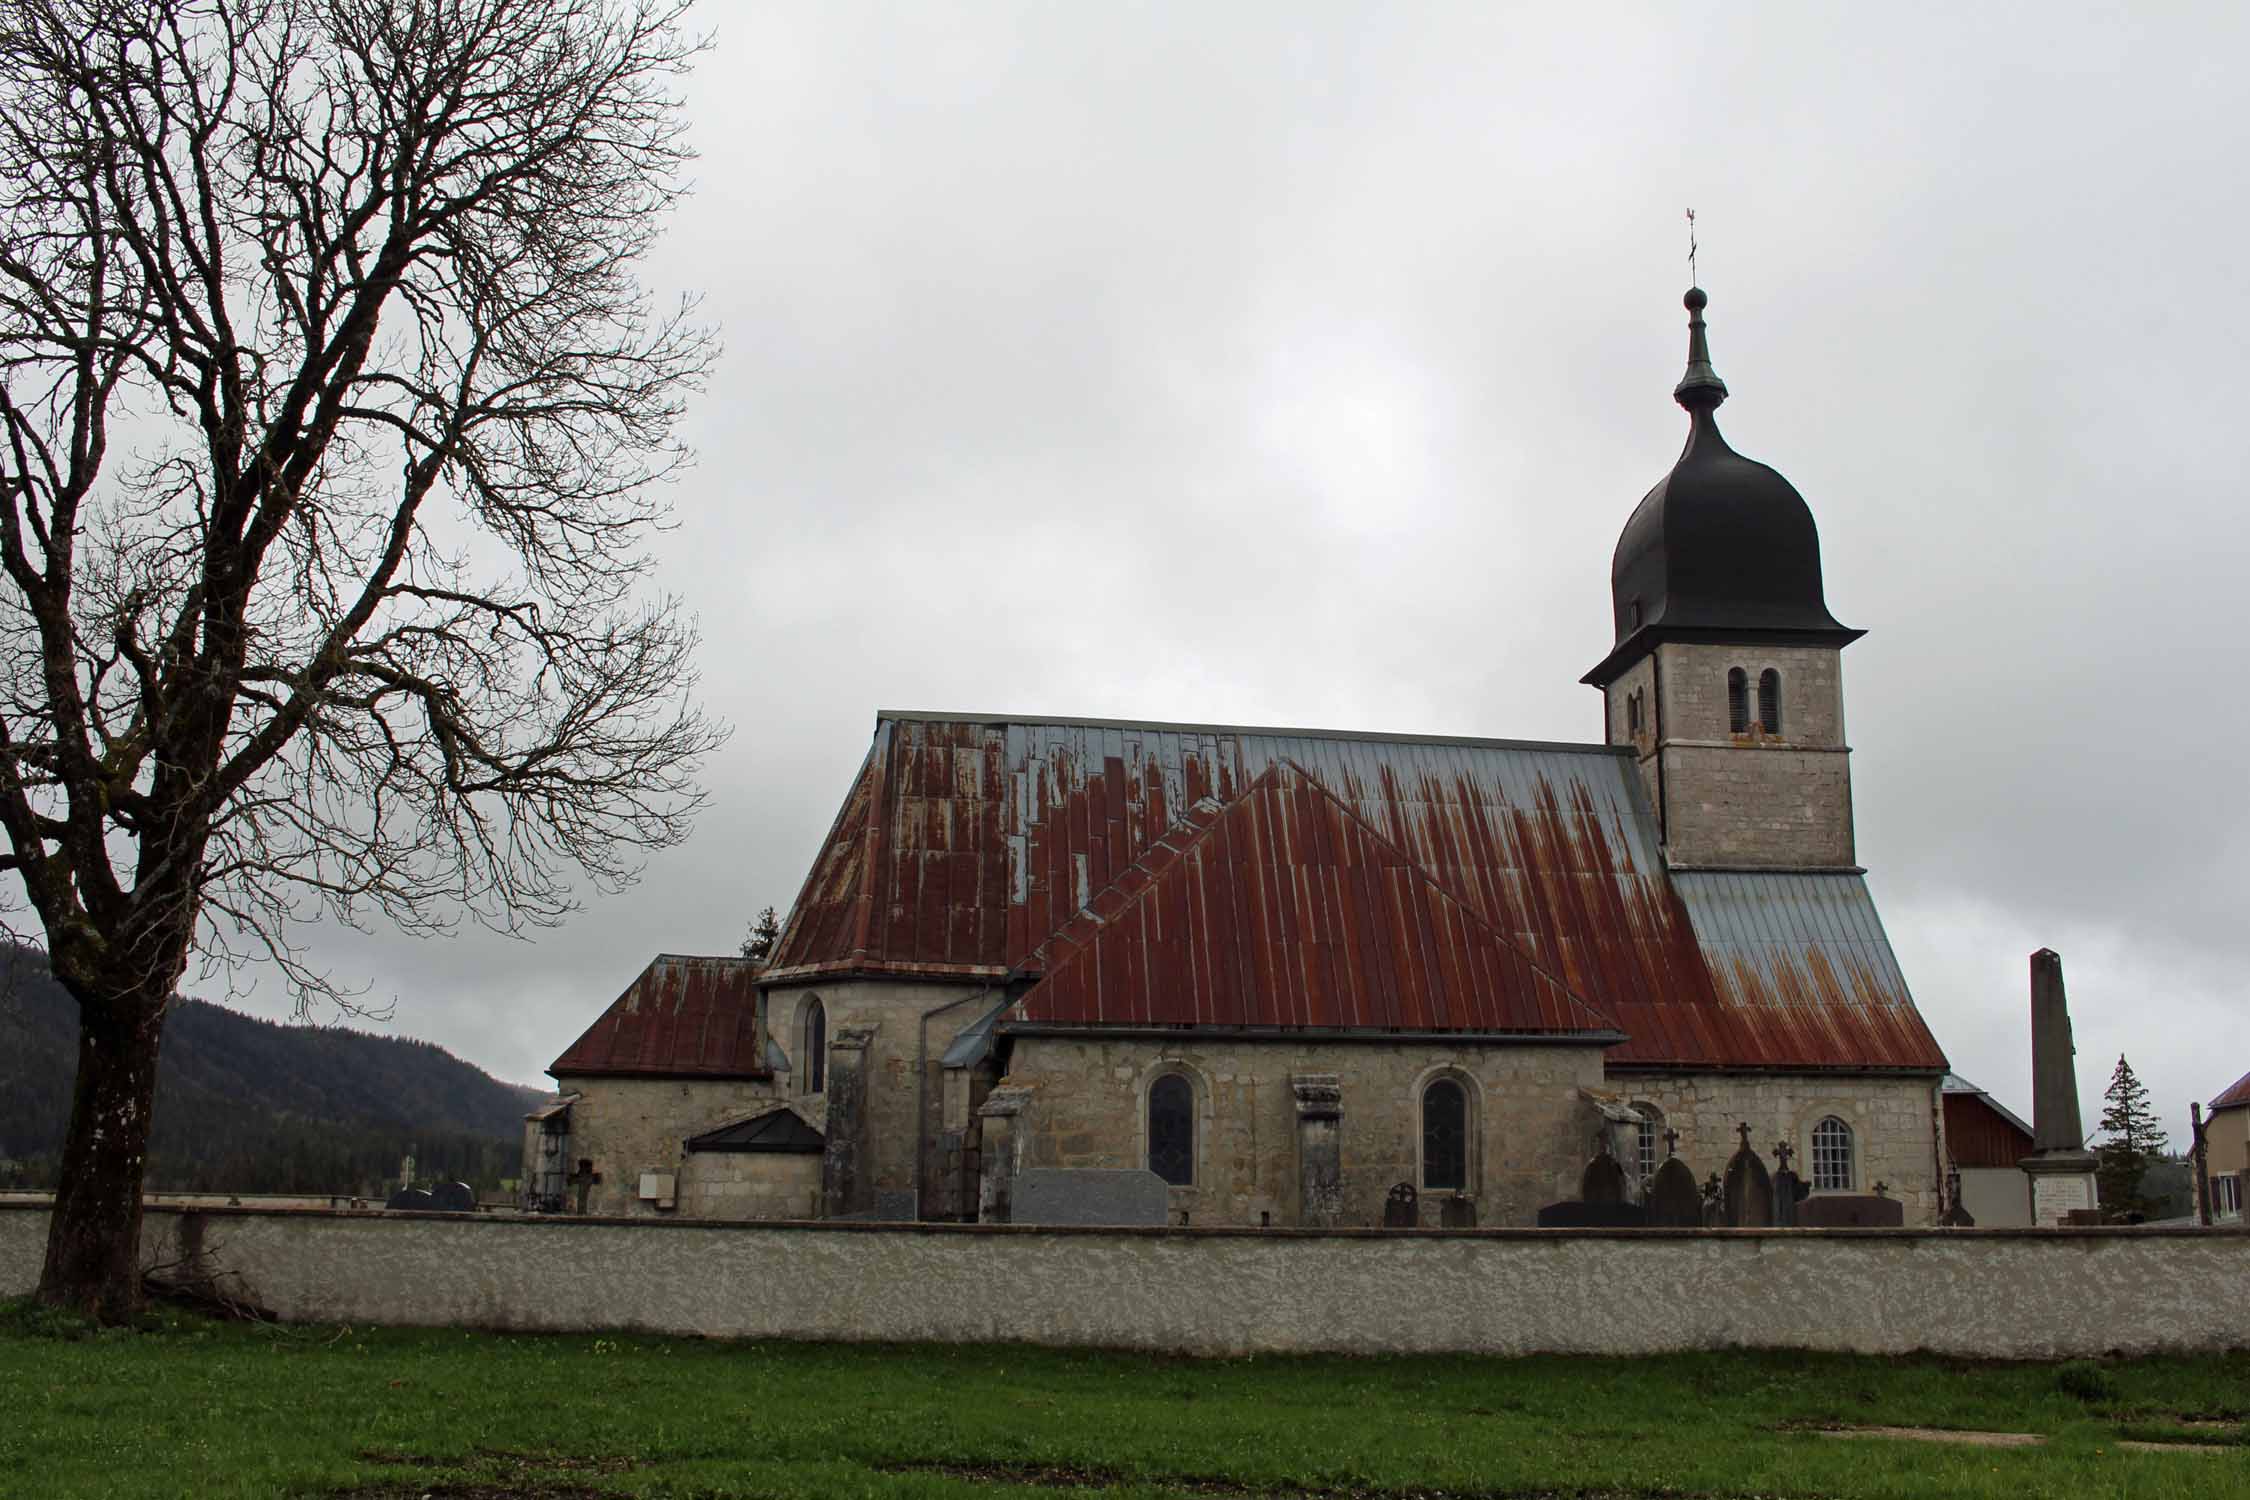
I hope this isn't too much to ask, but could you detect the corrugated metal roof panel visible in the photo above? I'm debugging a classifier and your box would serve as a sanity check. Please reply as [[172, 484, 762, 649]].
[[768, 712, 1947, 1071], [1645, 871, 1946, 1071], [547, 955, 770, 1079], [1012, 764, 1623, 1038]]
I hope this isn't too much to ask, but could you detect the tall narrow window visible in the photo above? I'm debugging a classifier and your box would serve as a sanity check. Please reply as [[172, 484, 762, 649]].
[[1727, 667, 1749, 733], [803, 998, 827, 1094], [1627, 691, 1644, 735], [1811, 1116, 1854, 1192], [1758, 669, 1782, 734], [1148, 1074, 1194, 1186], [1422, 1079, 1468, 1191]]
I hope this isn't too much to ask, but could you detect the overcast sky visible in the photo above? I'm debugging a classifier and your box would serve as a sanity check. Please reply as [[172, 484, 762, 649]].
[[222, 1, 2249, 1148]]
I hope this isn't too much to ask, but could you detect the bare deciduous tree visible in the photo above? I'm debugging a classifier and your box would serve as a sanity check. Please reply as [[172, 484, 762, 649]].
[[0, 0, 721, 1317]]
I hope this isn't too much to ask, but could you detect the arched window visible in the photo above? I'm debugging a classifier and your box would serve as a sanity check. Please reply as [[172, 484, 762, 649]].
[[803, 998, 826, 1094], [1758, 669, 1782, 734], [1632, 1102, 1664, 1187], [1147, 1074, 1195, 1186], [1727, 667, 1749, 733], [1422, 1079, 1468, 1191], [1811, 1116, 1855, 1192]]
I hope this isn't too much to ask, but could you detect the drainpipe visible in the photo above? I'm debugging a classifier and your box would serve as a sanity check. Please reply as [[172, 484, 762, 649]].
[[914, 985, 992, 1218]]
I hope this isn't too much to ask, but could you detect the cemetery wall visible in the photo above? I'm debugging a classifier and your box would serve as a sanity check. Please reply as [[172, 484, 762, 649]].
[[5, 1202, 2248, 1359]]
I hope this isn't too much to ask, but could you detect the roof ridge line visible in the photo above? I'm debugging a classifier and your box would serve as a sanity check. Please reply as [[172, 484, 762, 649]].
[[873, 710, 1629, 757]]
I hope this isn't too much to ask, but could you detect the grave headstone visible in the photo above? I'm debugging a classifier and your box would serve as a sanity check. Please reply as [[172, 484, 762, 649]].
[[1440, 1196, 1478, 1228], [1772, 1141, 1810, 1227], [1383, 1181, 1418, 1228], [1010, 1168, 1169, 1226], [1580, 1134, 1630, 1205], [384, 1187, 435, 1211], [1536, 1201, 1649, 1228], [1795, 1194, 1906, 1228], [1721, 1123, 1774, 1227], [1644, 1157, 1703, 1227], [430, 1181, 476, 1213]]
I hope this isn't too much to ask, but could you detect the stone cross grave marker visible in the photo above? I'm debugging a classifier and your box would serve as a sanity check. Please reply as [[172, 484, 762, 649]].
[[1580, 1132, 1631, 1205], [1722, 1122, 1775, 1227], [1383, 1181, 1419, 1228], [1772, 1140, 1810, 1227], [1644, 1132, 1703, 1227]]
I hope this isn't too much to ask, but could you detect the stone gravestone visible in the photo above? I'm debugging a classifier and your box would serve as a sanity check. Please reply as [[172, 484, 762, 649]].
[[1580, 1134, 1630, 1205], [1383, 1181, 1418, 1228], [430, 1181, 476, 1213], [1010, 1169, 1169, 1227], [1721, 1123, 1774, 1227], [1771, 1141, 1811, 1227], [1440, 1196, 1477, 1228], [1643, 1131, 1703, 1227], [384, 1187, 434, 1211], [1795, 1194, 1906, 1228]]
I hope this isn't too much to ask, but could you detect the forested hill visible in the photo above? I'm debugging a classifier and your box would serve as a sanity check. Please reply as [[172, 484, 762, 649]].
[[0, 944, 542, 1196]]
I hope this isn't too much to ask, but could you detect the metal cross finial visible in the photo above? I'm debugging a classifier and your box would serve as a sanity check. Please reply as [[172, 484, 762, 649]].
[[1736, 1121, 1752, 1150], [1774, 1141, 1794, 1169], [1686, 207, 1699, 286], [1662, 1126, 1681, 1157]]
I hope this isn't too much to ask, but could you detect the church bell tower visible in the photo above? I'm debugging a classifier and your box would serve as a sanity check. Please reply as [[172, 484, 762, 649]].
[[1582, 289, 1864, 871]]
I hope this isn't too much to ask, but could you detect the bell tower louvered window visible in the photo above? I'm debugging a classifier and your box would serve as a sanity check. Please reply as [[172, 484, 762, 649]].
[[1727, 667, 1749, 733], [1758, 669, 1782, 734]]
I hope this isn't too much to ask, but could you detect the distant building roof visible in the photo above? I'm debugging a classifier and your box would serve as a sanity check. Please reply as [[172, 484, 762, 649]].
[[763, 713, 1946, 1072], [547, 954, 769, 1080], [1942, 1074, 2035, 1168], [2210, 1069, 2250, 1112]]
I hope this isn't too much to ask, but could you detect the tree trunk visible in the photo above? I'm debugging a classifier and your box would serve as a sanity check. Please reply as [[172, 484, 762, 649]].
[[36, 988, 168, 1321]]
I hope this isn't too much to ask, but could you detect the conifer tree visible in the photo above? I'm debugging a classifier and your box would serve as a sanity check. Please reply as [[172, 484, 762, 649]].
[[2095, 1054, 2168, 1221], [741, 907, 783, 963]]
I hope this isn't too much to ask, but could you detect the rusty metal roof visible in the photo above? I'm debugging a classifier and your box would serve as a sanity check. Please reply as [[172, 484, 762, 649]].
[[547, 954, 770, 1080], [2211, 1069, 2250, 1112], [765, 712, 1947, 1071], [1011, 763, 1623, 1038]]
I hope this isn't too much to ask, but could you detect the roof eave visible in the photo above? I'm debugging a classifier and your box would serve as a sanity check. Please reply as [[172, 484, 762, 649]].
[[1581, 622, 1867, 688], [999, 1021, 1629, 1048]]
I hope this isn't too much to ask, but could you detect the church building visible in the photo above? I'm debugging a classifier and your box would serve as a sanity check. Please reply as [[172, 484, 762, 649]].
[[534, 288, 1952, 1227]]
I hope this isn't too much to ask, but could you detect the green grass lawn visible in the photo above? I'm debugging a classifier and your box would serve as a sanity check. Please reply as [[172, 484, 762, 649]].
[[2, 1300, 2244, 1500]]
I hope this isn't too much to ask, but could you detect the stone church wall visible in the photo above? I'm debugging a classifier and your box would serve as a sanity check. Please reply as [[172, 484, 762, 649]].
[[1002, 1035, 1610, 1227], [676, 1148, 822, 1221], [1605, 1070, 1944, 1222], [764, 975, 998, 1217], [550, 1076, 790, 1217]]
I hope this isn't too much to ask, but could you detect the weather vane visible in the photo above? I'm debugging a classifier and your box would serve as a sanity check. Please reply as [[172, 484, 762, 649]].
[[1686, 207, 1699, 287]]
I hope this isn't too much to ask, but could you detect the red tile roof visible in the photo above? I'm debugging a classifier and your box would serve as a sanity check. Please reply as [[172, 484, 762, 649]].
[[1013, 764, 1622, 1037], [2211, 1069, 2250, 1112], [548, 954, 769, 1079], [763, 714, 1947, 1072]]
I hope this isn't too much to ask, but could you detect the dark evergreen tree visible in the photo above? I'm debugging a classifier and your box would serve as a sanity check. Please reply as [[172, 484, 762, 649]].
[[2095, 1054, 2168, 1221], [741, 907, 783, 962]]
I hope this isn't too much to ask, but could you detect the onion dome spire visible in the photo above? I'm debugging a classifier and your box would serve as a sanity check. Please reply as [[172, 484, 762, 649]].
[[1673, 287, 1728, 412]]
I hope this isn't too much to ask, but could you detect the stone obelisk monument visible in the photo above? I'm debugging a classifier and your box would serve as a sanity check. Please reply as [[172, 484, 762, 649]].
[[2018, 948, 2100, 1225]]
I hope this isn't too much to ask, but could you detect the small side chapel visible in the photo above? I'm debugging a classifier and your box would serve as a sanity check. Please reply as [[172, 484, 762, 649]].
[[532, 288, 1952, 1227]]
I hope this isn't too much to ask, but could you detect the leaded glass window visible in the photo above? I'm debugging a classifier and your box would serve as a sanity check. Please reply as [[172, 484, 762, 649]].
[[1423, 1079, 1467, 1191], [1812, 1116, 1854, 1192], [1148, 1074, 1194, 1186]]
